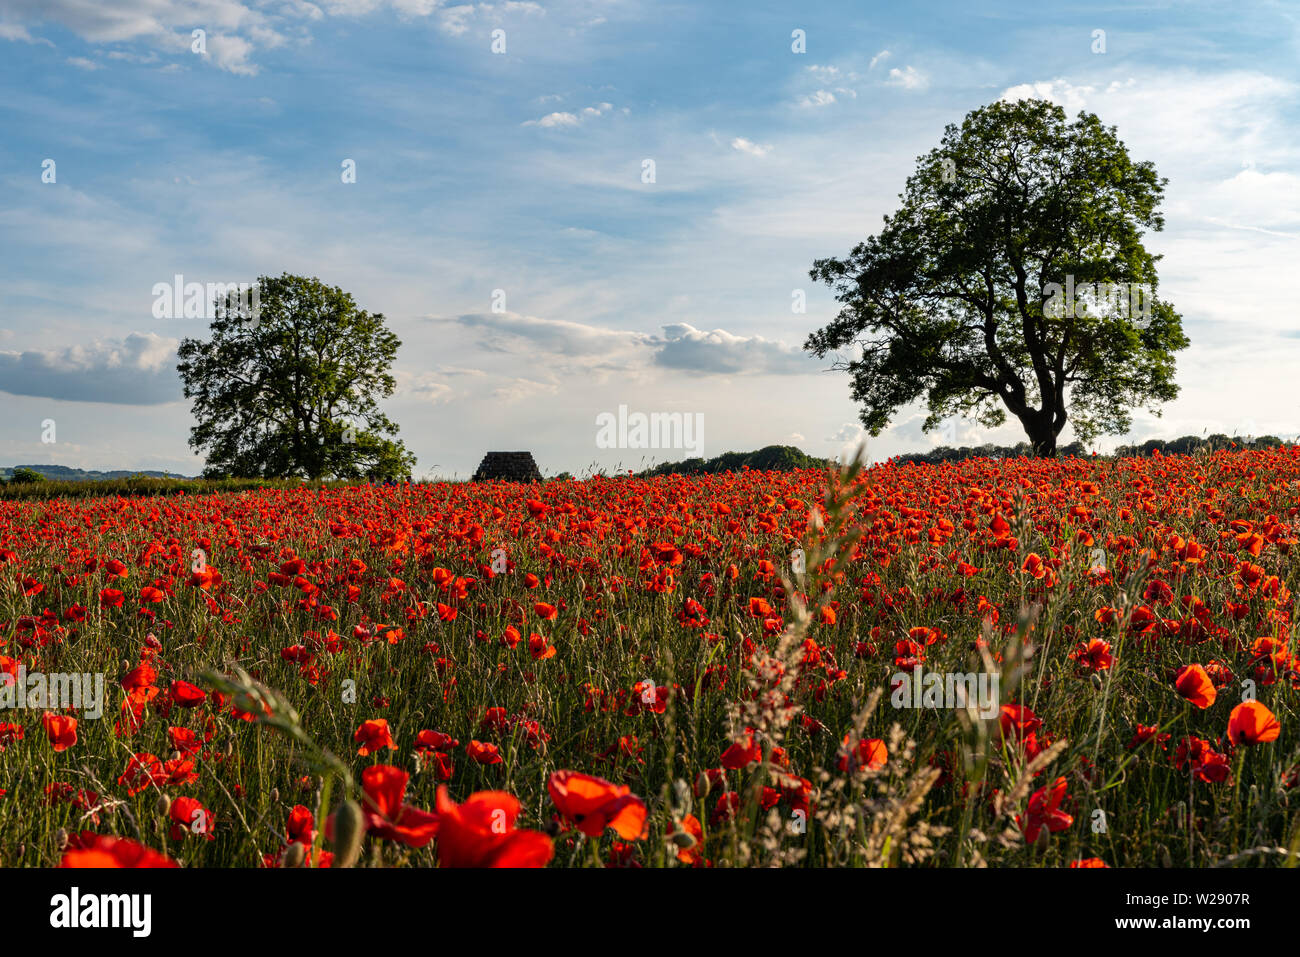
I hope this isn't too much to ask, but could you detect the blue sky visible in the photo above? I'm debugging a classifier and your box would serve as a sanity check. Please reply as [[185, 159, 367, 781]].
[[1, 0, 1297, 478]]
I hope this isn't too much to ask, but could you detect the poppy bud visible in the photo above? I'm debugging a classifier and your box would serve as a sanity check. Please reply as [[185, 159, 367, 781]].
[[1034, 824, 1050, 852], [1090, 673, 1103, 691], [670, 830, 697, 850], [694, 771, 712, 798], [283, 841, 307, 868], [332, 798, 364, 868], [170, 750, 183, 762], [271, 788, 280, 803], [156, 793, 172, 816], [55, 828, 68, 851]]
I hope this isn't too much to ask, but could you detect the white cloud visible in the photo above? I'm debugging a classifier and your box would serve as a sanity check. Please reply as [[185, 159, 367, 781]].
[[0, 332, 180, 405], [1001, 78, 1095, 113], [798, 90, 836, 108], [886, 66, 928, 91], [66, 56, 101, 70], [869, 49, 890, 70], [524, 103, 614, 127], [730, 137, 772, 157]]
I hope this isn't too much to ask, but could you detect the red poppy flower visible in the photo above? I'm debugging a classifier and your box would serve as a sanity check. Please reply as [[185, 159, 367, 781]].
[[43, 712, 77, 752], [837, 735, 887, 772], [1175, 664, 1216, 709], [547, 770, 647, 839], [434, 786, 553, 867], [1017, 776, 1073, 843], [467, 740, 503, 765], [1227, 701, 1280, 746], [355, 764, 440, 847], [354, 718, 397, 756], [169, 796, 216, 841], [720, 732, 763, 770], [169, 680, 207, 708], [60, 834, 178, 868]]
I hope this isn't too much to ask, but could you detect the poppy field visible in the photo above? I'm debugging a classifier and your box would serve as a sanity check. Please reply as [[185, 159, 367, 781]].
[[2, 447, 1299, 869]]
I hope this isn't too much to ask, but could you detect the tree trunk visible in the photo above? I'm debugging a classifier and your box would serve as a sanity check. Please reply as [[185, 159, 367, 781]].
[[1023, 412, 1058, 458]]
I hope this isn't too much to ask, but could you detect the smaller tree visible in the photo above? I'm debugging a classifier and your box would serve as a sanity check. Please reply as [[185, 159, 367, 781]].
[[9, 467, 46, 485], [177, 274, 415, 480]]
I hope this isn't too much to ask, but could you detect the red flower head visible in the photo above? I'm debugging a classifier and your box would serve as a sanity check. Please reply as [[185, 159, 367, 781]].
[[1227, 701, 1280, 746], [547, 770, 647, 839], [434, 787, 553, 867], [1017, 776, 1073, 844], [467, 740, 503, 765], [43, 712, 77, 752], [169, 680, 207, 708], [60, 834, 177, 868], [354, 718, 397, 756], [355, 764, 440, 848], [1175, 665, 1216, 710]]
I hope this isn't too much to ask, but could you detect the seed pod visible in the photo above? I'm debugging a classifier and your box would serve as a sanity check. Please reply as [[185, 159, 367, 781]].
[[670, 830, 697, 850], [55, 828, 69, 851], [283, 841, 307, 869], [155, 792, 172, 816], [694, 771, 712, 798], [332, 798, 365, 869]]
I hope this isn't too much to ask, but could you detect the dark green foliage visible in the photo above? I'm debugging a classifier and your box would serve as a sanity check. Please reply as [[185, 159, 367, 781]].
[[7, 467, 46, 485], [176, 273, 416, 480], [641, 445, 828, 477], [807, 99, 1189, 457]]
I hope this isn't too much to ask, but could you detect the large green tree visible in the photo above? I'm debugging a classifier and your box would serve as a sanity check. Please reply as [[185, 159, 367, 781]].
[[177, 273, 415, 479], [805, 98, 1189, 457]]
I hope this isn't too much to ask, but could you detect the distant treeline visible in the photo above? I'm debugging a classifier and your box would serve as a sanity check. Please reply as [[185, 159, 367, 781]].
[[638, 445, 829, 477], [0, 464, 193, 482], [893, 433, 1289, 466], [0, 474, 353, 501]]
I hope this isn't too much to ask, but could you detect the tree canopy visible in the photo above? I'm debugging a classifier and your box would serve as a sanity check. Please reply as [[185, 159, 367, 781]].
[[177, 273, 415, 480], [805, 98, 1189, 456]]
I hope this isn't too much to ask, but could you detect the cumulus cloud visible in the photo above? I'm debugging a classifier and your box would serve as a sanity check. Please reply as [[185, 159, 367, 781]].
[[438, 0, 543, 37], [886, 66, 928, 91], [523, 102, 614, 127], [1001, 78, 1095, 113], [394, 370, 454, 403], [731, 137, 772, 157], [826, 423, 864, 443], [652, 323, 816, 375], [444, 311, 655, 357], [0, 332, 180, 405], [0, 0, 543, 73], [436, 312, 817, 376], [797, 90, 836, 108]]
